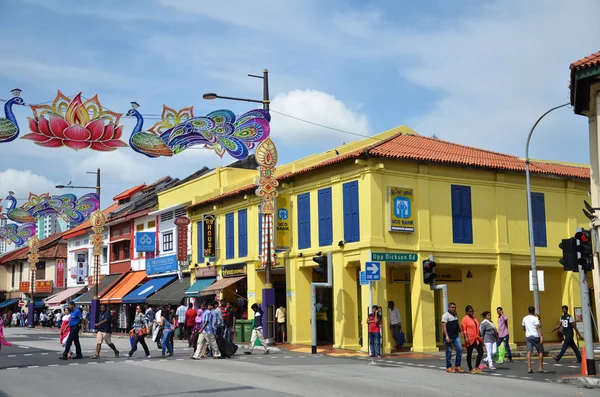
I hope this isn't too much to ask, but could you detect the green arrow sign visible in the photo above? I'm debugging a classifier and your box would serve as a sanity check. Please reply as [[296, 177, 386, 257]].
[[371, 252, 418, 262]]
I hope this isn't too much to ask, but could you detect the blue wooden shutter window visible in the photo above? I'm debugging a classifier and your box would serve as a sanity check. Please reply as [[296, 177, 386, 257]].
[[451, 185, 473, 244], [318, 188, 333, 246], [298, 193, 311, 249], [225, 213, 234, 259], [343, 181, 360, 243], [238, 209, 248, 257], [530, 192, 547, 247], [196, 221, 203, 263]]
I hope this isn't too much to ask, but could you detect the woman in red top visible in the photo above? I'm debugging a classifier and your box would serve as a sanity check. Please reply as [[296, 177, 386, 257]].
[[367, 305, 382, 358], [185, 305, 196, 347], [461, 305, 484, 373]]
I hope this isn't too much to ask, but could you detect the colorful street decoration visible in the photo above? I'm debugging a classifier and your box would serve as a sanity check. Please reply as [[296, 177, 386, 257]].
[[0, 222, 36, 246], [255, 138, 279, 268], [0, 89, 25, 143], [4, 191, 100, 224]]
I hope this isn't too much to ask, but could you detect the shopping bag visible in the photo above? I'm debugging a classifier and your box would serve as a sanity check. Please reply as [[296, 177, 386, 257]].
[[397, 330, 406, 346], [152, 325, 160, 342], [495, 344, 505, 364]]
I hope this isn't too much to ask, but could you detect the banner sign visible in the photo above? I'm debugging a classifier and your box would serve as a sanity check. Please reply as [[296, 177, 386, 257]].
[[146, 254, 178, 275], [19, 281, 30, 293], [56, 259, 65, 288], [222, 263, 247, 278], [35, 280, 52, 293], [202, 214, 216, 258], [275, 196, 291, 249], [390, 268, 462, 283], [76, 253, 88, 285], [135, 232, 156, 252], [195, 266, 217, 278], [388, 187, 415, 233], [175, 218, 189, 262]]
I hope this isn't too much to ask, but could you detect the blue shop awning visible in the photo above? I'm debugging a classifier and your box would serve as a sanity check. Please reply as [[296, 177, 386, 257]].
[[122, 275, 176, 304], [0, 299, 18, 308], [35, 300, 45, 309], [185, 277, 216, 297]]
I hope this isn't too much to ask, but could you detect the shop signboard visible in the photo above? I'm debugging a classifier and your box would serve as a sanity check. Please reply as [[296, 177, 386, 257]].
[[275, 196, 291, 249], [135, 232, 156, 252], [175, 217, 189, 262], [222, 263, 247, 278], [202, 214, 216, 258], [19, 281, 30, 293], [56, 259, 65, 288], [388, 186, 415, 233], [35, 280, 52, 293], [146, 254, 178, 275]]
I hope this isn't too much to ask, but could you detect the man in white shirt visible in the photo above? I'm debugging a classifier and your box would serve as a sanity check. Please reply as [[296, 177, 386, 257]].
[[176, 303, 188, 340], [388, 301, 402, 349], [522, 305, 546, 374], [275, 304, 286, 343]]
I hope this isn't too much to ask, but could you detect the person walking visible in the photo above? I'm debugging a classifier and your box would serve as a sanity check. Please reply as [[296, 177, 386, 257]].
[[244, 303, 270, 355], [550, 305, 582, 363], [153, 306, 163, 349], [176, 302, 187, 340], [126, 305, 151, 358], [480, 311, 498, 371], [192, 301, 222, 359], [185, 304, 196, 346], [496, 307, 513, 363], [275, 304, 287, 343], [59, 302, 82, 360], [0, 317, 12, 353], [522, 305, 546, 373], [388, 301, 402, 349], [461, 305, 483, 374], [224, 302, 239, 354], [367, 305, 382, 358], [442, 302, 464, 373], [159, 306, 175, 357], [191, 307, 204, 352], [92, 304, 119, 359]]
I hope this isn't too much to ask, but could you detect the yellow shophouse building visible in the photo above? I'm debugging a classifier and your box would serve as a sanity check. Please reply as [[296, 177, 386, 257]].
[[158, 126, 592, 354]]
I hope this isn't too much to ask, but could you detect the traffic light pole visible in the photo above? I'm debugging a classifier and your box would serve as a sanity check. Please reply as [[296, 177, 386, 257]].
[[311, 252, 333, 354], [578, 264, 597, 375]]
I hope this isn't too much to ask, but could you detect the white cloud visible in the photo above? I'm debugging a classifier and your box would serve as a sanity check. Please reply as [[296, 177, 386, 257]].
[[270, 89, 370, 147], [0, 169, 58, 198]]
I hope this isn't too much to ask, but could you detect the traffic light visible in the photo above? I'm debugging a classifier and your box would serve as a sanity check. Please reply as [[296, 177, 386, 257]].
[[423, 259, 436, 285], [559, 238, 578, 272], [313, 254, 328, 280], [575, 230, 594, 272]]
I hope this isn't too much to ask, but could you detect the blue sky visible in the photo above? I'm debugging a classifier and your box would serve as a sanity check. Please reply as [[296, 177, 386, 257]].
[[0, 0, 598, 206]]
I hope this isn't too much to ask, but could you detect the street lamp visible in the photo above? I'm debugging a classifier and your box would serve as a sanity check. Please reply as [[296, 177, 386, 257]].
[[203, 69, 277, 343], [525, 103, 569, 319], [56, 168, 102, 331]]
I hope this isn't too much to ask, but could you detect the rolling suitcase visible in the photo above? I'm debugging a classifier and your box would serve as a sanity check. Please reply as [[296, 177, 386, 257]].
[[215, 335, 235, 358]]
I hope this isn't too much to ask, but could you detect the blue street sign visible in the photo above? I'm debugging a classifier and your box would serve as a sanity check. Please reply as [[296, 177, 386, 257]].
[[146, 254, 178, 275], [136, 232, 156, 252], [365, 261, 381, 281], [359, 271, 369, 285]]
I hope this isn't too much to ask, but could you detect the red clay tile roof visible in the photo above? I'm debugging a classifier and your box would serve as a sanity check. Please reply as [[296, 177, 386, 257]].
[[113, 184, 146, 201], [187, 133, 589, 210], [570, 50, 600, 105], [62, 203, 120, 240], [0, 232, 65, 264]]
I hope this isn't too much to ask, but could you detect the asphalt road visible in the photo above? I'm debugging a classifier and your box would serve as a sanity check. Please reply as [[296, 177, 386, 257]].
[[0, 329, 596, 397]]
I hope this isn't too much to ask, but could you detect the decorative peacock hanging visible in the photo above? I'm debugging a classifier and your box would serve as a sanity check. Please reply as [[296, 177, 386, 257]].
[[0, 89, 25, 143]]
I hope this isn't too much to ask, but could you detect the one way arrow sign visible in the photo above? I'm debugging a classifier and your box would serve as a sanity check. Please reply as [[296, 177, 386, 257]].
[[365, 261, 381, 281]]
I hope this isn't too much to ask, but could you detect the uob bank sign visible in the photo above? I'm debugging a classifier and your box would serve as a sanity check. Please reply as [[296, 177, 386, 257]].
[[388, 187, 415, 233]]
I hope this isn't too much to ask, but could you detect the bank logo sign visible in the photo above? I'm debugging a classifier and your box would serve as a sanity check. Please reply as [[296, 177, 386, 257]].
[[275, 196, 291, 249], [389, 187, 415, 233]]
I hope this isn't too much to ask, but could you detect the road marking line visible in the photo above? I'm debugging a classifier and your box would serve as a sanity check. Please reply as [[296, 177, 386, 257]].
[[176, 359, 184, 361], [105, 361, 115, 363], [18, 346, 30, 349], [6, 367, 18, 370], [438, 367, 446, 369], [27, 366, 39, 368], [490, 373, 502, 376], [87, 362, 97, 365], [520, 377, 533, 380], [159, 359, 167, 361], [41, 353, 48, 355], [24, 353, 32, 356], [506, 375, 517, 378], [397, 361, 405, 364], [568, 365, 578, 368], [299, 356, 306, 358], [270, 356, 277, 359], [48, 364, 59, 367], [427, 365, 437, 368], [284, 356, 292, 359], [7, 355, 15, 357], [68, 363, 79, 366], [553, 364, 563, 367], [415, 364, 426, 367]]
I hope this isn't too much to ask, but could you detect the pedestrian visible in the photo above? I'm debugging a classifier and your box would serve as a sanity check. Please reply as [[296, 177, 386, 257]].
[[185, 304, 196, 346], [176, 302, 187, 340], [20, 311, 25, 327], [388, 301, 402, 349], [225, 302, 238, 354], [60, 308, 72, 358], [496, 307, 513, 363], [92, 304, 119, 359], [462, 304, 484, 374], [275, 304, 286, 343], [243, 303, 270, 355], [55, 310, 62, 329], [126, 305, 151, 358], [367, 305, 382, 358], [480, 311, 498, 371], [191, 301, 222, 359], [550, 305, 582, 363], [213, 302, 224, 337], [0, 317, 12, 353], [522, 305, 546, 373], [442, 302, 464, 373], [191, 306, 204, 352], [59, 302, 82, 360], [160, 306, 175, 357], [81, 307, 88, 333]]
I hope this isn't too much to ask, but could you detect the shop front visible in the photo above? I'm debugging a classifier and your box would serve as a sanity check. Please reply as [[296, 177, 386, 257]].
[[100, 271, 147, 333], [147, 276, 191, 308], [122, 275, 177, 305], [202, 263, 247, 317], [185, 266, 217, 308]]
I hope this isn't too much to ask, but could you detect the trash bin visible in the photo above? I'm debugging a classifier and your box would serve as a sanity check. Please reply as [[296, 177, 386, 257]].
[[241, 320, 252, 344], [235, 322, 244, 343]]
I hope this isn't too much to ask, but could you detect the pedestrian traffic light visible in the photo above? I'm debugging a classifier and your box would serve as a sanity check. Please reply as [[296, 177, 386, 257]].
[[575, 230, 594, 272], [313, 254, 328, 280], [559, 238, 578, 272], [423, 259, 436, 285]]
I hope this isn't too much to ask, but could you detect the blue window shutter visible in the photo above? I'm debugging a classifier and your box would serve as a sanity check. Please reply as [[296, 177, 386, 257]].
[[531, 193, 547, 247], [318, 188, 333, 246], [343, 181, 360, 243], [196, 221, 203, 263], [226, 213, 234, 259], [451, 185, 473, 244], [238, 209, 248, 257], [258, 212, 263, 256], [298, 193, 311, 249]]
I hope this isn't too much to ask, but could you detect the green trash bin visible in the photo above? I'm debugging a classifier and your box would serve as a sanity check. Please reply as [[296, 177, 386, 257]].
[[234, 322, 244, 343], [241, 320, 252, 344]]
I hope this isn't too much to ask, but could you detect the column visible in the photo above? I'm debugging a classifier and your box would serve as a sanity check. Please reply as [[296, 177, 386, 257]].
[[490, 254, 516, 350], [289, 258, 312, 345], [409, 259, 437, 352], [332, 252, 360, 350], [589, 88, 600, 337]]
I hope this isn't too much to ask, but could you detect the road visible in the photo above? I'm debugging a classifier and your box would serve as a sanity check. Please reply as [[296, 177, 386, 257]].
[[0, 328, 596, 397]]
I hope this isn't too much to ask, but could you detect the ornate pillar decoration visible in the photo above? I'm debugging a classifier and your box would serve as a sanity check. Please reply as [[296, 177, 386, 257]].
[[255, 138, 279, 286], [90, 210, 106, 299], [28, 236, 40, 296]]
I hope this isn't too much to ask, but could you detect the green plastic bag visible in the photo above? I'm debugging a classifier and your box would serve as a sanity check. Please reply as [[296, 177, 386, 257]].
[[495, 344, 506, 364]]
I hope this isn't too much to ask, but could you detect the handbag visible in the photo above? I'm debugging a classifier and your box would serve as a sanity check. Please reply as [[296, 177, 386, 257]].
[[138, 327, 148, 337], [397, 328, 406, 346]]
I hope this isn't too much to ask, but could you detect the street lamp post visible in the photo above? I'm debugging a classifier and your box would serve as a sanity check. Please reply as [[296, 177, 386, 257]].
[[56, 168, 101, 331], [525, 103, 569, 318], [27, 236, 40, 327], [204, 70, 278, 342]]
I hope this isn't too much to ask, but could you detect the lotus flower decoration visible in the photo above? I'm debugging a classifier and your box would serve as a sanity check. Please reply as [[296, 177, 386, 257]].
[[22, 91, 128, 151]]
